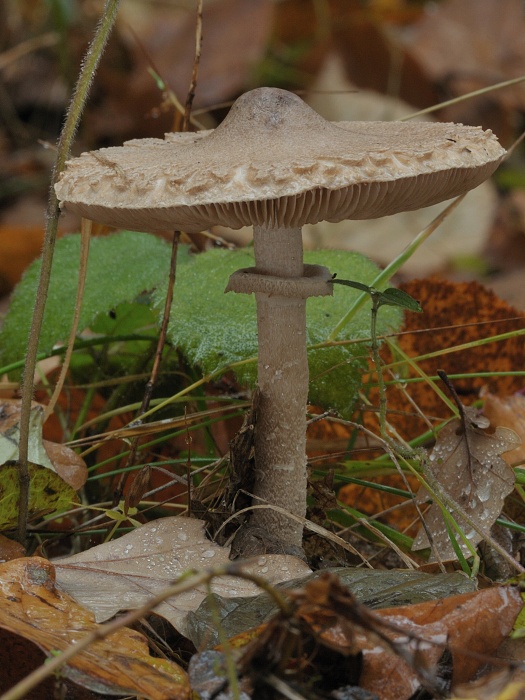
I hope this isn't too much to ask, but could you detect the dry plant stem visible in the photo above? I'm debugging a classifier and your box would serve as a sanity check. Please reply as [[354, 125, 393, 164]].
[[44, 218, 91, 422], [116, 230, 180, 499], [16, 0, 121, 544], [250, 226, 308, 547], [182, 0, 203, 132], [0, 32, 59, 71], [405, 74, 525, 121]]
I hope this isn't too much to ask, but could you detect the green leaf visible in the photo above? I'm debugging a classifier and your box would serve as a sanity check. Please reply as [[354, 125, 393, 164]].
[[378, 287, 423, 313], [0, 461, 78, 530], [330, 278, 423, 313], [158, 248, 403, 415], [0, 231, 174, 372], [330, 278, 373, 294], [1, 235, 403, 416]]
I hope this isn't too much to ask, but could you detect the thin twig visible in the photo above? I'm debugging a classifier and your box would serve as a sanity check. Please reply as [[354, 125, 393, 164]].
[[116, 231, 180, 501], [44, 218, 91, 422], [182, 0, 203, 132], [16, 0, 122, 544]]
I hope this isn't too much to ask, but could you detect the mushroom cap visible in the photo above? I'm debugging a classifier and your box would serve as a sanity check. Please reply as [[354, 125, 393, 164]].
[[55, 88, 505, 233]]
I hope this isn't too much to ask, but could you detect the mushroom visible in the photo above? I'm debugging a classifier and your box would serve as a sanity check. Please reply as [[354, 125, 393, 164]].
[[55, 87, 505, 551]]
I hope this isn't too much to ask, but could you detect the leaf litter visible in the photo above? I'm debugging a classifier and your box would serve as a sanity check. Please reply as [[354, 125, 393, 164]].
[[0, 556, 190, 700], [193, 571, 522, 700], [0, 399, 87, 490], [413, 406, 521, 560], [482, 389, 525, 467], [0, 400, 83, 531], [54, 517, 312, 635], [186, 567, 477, 649]]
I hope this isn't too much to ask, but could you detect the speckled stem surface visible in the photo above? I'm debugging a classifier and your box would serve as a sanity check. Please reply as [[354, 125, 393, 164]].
[[250, 226, 308, 547]]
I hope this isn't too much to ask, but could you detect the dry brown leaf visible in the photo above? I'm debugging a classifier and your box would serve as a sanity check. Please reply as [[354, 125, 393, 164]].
[[330, 2, 438, 110], [0, 533, 25, 562], [42, 439, 88, 491], [0, 225, 44, 294], [482, 390, 525, 467], [452, 672, 525, 700], [0, 557, 190, 699], [367, 586, 523, 693], [88, 0, 273, 144], [227, 573, 522, 700], [55, 517, 311, 634], [0, 399, 87, 490], [412, 407, 520, 560]]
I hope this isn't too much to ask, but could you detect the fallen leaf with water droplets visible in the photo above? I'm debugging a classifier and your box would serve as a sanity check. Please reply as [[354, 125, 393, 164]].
[[412, 407, 521, 561], [0, 556, 189, 699], [54, 517, 311, 635]]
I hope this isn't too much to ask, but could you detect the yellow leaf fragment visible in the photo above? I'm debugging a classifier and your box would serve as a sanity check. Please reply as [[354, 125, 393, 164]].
[[0, 557, 189, 700]]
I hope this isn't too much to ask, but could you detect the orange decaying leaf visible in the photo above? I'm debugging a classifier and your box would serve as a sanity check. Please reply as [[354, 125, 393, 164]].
[[0, 557, 190, 700], [386, 279, 525, 438], [482, 390, 525, 467], [229, 573, 522, 700]]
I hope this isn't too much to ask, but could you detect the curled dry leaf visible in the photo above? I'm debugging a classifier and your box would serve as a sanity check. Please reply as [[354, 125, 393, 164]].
[[482, 389, 525, 467], [360, 586, 523, 697], [0, 399, 87, 489], [0, 556, 190, 700], [412, 407, 520, 561], [55, 517, 311, 635]]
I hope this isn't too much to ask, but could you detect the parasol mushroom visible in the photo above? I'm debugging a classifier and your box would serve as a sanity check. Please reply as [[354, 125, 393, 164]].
[[55, 87, 505, 551]]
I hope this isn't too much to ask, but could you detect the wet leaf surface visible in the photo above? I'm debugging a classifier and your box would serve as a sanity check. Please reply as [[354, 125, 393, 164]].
[[412, 407, 520, 560], [186, 567, 477, 648], [55, 517, 311, 634], [358, 586, 523, 698], [0, 557, 190, 699]]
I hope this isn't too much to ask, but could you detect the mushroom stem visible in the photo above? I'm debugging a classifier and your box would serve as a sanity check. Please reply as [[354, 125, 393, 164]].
[[250, 226, 309, 547]]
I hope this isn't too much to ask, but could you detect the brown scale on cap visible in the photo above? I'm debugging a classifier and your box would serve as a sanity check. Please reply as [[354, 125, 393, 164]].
[[56, 87, 506, 551]]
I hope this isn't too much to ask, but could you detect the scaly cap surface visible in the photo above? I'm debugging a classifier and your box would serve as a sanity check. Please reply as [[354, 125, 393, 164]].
[[55, 87, 506, 233]]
